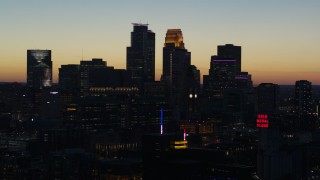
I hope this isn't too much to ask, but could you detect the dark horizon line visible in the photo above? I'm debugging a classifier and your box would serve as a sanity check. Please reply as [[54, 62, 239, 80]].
[[1, 81, 320, 87]]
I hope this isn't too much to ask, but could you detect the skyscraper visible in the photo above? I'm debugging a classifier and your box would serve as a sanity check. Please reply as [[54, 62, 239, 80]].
[[58, 64, 81, 108], [218, 44, 241, 73], [203, 44, 254, 124], [127, 23, 155, 90], [210, 56, 237, 90], [162, 29, 191, 94], [256, 83, 280, 113], [27, 50, 52, 90], [59, 64, 80, 93], [295, 80, 313, 116], [204, 44, 243, 98], [79, 58, 106, 97], [161, 29, 193, 122]]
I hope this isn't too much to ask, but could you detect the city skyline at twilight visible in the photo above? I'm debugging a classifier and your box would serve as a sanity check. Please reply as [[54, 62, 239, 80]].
[[1, 0, 320, 84]]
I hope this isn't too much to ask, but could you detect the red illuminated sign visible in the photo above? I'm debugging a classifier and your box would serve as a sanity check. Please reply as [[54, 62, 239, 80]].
[[256, 114, 269, 128]]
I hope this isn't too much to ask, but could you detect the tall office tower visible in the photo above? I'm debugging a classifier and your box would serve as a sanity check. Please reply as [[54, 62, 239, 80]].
[[58, 64, 80, 107], [79, 58, 106, 97], [295, 80, 313, 116], [203, 45, 254, 124], [59, 64, 80, 93], [162, 29, 191, 95], [127, 23, 155, 90], [27, 50, 52, 90], [203, 44, 242, 97], [210, 56, 237, 86], [206, 56, 238, 98], [218, 44, 241, 73], [161, 29, 192, 123], [256, 83, 279, 113]]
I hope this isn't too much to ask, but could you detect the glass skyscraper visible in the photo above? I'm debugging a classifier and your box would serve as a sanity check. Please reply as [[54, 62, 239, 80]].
[[27, 50, 52, 90]]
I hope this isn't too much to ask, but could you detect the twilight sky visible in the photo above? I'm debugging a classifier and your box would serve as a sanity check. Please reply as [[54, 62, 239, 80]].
[[1, 0, 320, 85]]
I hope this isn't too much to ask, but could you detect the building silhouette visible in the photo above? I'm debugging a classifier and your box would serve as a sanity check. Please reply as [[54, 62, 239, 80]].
[[295, 80, 313, 116], [209, 57, 238, 96], [161, 29, 192, 116], [203, 45, 254, 124], [218, 44, 241, 73], [256, 83, 280, 113], [79, 58, 106, 97], [294, 80, 315, 130], [59, 58, 139, 130], [162, 29, 191, 91], [59, 64, 80, 94], [142, 133, 257, 179], [127, 23, 155, 91], [27, 50, 52, 90]]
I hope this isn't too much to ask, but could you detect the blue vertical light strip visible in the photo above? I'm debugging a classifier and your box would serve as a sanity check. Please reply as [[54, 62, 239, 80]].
[[160, 108, 163, 135]]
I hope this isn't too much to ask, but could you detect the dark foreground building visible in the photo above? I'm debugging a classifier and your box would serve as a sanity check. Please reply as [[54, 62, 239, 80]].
[[142, 134, 259, 180]]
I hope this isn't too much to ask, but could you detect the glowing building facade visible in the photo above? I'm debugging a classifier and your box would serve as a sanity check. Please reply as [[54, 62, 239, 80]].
[[162, 29, 190, 84], [164, 29, 185, 49], [27, 50, 52, 89]]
